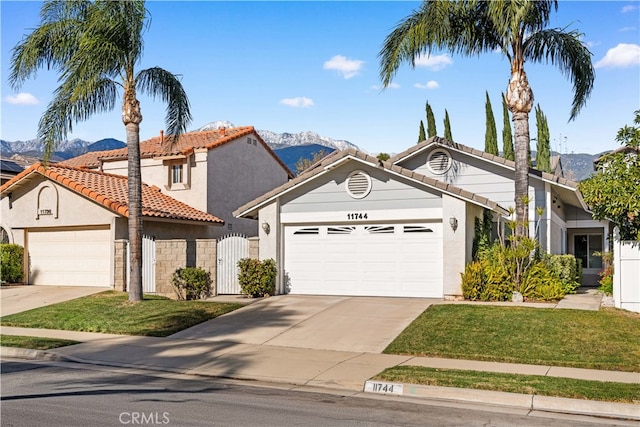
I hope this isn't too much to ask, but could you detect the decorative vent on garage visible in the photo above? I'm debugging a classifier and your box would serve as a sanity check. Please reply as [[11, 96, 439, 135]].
[[293, 227, 320, 235], [403, 225, 433, 233], [427, 149, 452, 175], [328, 226, 355, 235], [365, 226, 395, 234], [346, 170, 372, 199]]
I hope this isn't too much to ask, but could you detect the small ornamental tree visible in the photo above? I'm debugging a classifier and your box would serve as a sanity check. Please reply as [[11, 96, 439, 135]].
[[426, 101, 437, 137], [443, 109, 453, 141], [580, 110, 640, 240], [502, 94, 515, 161], [535, 104, 551, 173], [484, 91, 498, 155], [418, 120, 426, 143]]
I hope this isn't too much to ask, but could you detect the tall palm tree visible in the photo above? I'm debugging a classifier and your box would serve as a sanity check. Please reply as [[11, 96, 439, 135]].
[[9, 0, 192, 301], [379, 0, 594, 236]]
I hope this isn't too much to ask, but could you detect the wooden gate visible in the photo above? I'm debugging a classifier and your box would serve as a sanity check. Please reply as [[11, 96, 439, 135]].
[[216, 233, 248, 294], [126, 234, 156, 293]]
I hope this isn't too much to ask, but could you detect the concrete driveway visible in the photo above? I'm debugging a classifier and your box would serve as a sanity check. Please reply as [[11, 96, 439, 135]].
[[171, 295, 436, 353], [0, 285, 110, 316]]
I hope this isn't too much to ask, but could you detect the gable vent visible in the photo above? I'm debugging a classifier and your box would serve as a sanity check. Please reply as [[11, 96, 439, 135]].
[[346, 170, 372, 199], [427, 149, 452, 174]]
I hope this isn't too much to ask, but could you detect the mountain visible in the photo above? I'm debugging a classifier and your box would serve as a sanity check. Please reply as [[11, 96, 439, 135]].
[[89, 138, 126, 152], [196, 121, 359, 152], [1, 137, 125, 162], [273, 144, 336, 173], [559, 152, 600, 181]]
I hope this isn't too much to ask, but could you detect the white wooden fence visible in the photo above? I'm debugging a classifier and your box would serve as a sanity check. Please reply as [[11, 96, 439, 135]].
[[613, 228, 640, 313], [126, 234, 156, 293], [216, 234, 249, 294]]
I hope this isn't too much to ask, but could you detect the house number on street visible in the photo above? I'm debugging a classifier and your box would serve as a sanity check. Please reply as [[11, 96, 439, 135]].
[[347, 213, 368, 220], [364, 381, 403, 395]]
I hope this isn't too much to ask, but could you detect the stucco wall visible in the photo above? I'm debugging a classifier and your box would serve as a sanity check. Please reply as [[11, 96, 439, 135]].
[[442, 194, 474, 298], [207, 136, 290, 238]]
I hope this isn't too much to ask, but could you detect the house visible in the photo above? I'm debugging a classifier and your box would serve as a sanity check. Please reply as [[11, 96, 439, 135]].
[[0, 159, 24, 186], [60, 126, 293, 238], [0, 163, 223, 287], [235, 137, 609, 299]]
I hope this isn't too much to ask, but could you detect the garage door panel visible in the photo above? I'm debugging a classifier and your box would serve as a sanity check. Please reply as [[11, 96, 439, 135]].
[[285, 223, 443, 298], [28, 228, 110, 287]]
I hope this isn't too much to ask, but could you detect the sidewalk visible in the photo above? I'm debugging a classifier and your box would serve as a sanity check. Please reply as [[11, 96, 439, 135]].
[[2, 326, 639, 421]]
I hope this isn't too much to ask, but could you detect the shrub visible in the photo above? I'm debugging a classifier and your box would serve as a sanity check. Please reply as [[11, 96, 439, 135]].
[[237, 258, 276, 298], [460, 261, 484, 301], [1, 244, 24, 283], [521, 262, 565, 301], [596, 251, 614, 296], [460, 250, 512, 302], [171, 267, 211, 300], [542, 254, 581, 295]]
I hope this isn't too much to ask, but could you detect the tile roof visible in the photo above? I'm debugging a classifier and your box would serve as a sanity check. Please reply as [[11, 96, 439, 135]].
[[390, 136, 580, 189], [60, 126, 294, 177], [1, 163, 224, 224], [234, 148, 510, 219]]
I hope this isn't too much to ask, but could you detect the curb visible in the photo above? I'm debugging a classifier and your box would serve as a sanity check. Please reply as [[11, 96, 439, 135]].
[[1, 346, 69, 362], [363, 381, 640, 422]]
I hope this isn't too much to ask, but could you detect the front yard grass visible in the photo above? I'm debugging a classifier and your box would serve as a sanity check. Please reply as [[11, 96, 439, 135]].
[[384, 305, 640, 372], [0, 291, 243, 337], [1, 335, 80, 350], [373, 366, 640, 403]]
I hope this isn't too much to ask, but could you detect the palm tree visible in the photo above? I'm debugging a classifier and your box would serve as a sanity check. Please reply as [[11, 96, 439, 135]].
[[379, 0, 594, 236], [9, 0, 192, 301]]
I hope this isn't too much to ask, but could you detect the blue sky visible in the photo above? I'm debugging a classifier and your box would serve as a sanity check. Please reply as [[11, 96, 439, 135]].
[[1, 1, 639, 156]]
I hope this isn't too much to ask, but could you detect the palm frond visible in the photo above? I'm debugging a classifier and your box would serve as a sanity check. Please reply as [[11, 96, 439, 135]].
[[524, 28, 595, 121], [136, 67, 192, 137]]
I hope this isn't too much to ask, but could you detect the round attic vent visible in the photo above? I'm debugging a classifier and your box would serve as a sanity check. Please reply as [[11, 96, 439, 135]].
[[346, 170, 372, 199], [427, 149, 452, 174]]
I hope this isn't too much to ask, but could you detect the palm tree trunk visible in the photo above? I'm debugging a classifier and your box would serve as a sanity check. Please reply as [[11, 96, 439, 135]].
[[123, 89, 143, 302], [126, 121, 143, 301], [512, 111, 530, 237]]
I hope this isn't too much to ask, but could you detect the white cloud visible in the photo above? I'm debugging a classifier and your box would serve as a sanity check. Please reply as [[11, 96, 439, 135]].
[[323, 55, 364, 79], [618, 26, 637, 32], [415, 54, 453, 71], [595, 43, 640, 68], [280, 97, 314, 108], [414, 81, 439, 90], [622, 4, 639, 13], [4, 92, 39, 105]]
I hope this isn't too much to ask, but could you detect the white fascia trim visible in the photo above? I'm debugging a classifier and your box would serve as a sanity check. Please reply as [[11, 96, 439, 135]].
[[324, 154, 378, 171], [280, 208, 443, 224]]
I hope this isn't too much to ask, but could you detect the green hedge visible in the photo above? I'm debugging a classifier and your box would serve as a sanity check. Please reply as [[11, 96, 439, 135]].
[[1, 244, 24, 283], [171, 267, 211, 300], [237, 258, 276, 298]]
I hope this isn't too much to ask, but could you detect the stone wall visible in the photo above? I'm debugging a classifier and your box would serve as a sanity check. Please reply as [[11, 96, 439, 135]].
[[113, 240, 127, 292], [155, 240, 187, 297]]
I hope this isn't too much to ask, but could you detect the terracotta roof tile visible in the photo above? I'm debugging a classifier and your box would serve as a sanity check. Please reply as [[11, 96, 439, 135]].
[[59, 126, 294, 177], [1, 163, 223, 224]]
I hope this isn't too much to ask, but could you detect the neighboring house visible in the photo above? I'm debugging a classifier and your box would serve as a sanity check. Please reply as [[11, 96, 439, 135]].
[[0, 163, 223, 287], [60, 126, 293, 238], [235, 137, 609, 299], [0, 159, 24, 186]]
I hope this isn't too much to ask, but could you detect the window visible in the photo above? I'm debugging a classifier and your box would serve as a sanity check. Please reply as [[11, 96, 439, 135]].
[[172, 164, 183, 184], [574, 234, 603, 269]]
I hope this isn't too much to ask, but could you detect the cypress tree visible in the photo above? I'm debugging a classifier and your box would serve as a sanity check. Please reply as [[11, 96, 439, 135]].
[[501, 94, 515, 160], [418, 120, 426, 143], [535, 104, 551, 172], [426, 101, 437, 137], [484, 91, 498, 155], [443, 109, 453, 141]]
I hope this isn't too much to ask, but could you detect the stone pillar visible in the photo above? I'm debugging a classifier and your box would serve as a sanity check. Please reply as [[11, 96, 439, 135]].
[[196, 239, 217, 296], [113, 240, 128, 292], [155, 239, 187, 298], [248, 236, 259, 260]]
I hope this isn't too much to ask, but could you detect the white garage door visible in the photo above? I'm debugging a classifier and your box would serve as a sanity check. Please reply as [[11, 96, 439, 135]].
[[284, 223, 442, 298], [27, 227, 111, 286]]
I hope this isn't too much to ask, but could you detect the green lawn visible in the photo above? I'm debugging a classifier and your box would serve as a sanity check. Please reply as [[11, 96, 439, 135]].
[[374, 366, 640, 403], [0, 291, 243, 337], [1, 335, 80, 350], [384, 305, 640, 372]]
